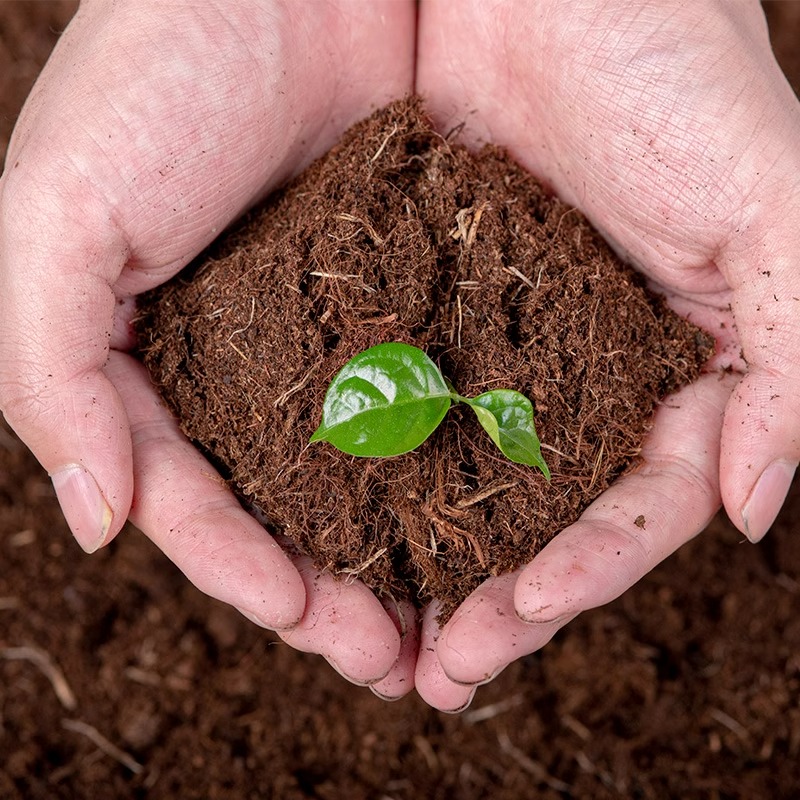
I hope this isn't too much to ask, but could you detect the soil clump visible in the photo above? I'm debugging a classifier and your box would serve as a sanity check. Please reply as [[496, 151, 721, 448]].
[[136, 98, 713, 616]]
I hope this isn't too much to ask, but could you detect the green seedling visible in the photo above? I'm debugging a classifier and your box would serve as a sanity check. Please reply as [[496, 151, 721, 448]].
[[310, 342, 550, 478]]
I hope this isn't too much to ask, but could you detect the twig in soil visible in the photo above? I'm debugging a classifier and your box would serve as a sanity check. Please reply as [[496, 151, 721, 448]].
[[540, 442, 580, 464], [450, 202, 487, 250], [0, 645, 77, 710], [423, 494, 487, 568], [308, 270, 361, 280], [340, 546, 388, 580], [502, 265, 536, 290], [124, 666, 163, 687], [588, 439, 606, 492], [432, 517, 487, 568], [574, 750, 621, 791], [775, 573, 800, 593], [561, 714, 592, 742], [497, 730, 572, 793], [274, 366, 317, 408], [405, 534, 436, 557], [413, 735, 439, 770], [709, 708, 751, 742], [456, 293, 463, 348], [463, 693, 524, 724], [455, 480, 518, 510], [336, 213, 385, 245], [552, 207, 579, 240], [462, 527, 487, 568], [354, 312, 398, 326], [466, 201, 487, 248], [9, 529, 36, 547], [370, 122, 398, 163], [225, 296, 256, 343], [227, 341, 249, 362], [62, 718, 144, 775]]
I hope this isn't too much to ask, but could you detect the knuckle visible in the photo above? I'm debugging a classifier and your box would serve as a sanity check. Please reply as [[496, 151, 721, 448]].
[[0, 375, 54, 434]]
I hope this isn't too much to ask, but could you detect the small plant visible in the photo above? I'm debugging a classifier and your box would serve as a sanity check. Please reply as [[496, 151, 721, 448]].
[[310, 342, 550, 478]]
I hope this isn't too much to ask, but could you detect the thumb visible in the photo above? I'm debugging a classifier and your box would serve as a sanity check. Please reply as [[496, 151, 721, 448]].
[[718, 190, 800, 541], [0, 192, 133, 552], [0, 0, 142, 552]]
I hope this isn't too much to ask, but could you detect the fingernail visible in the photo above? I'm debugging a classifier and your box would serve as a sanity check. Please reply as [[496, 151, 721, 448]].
[[235, 606, 272, 630], [440, 687, 477, 715], [324, 656, 377, 687], [234, 606, 296, 633], [515, 603, 571, 625], [369, 685, 403, 702], [742, 459, 797, 542], [444, 666, 501, 687], [51, 464, 113, 553]]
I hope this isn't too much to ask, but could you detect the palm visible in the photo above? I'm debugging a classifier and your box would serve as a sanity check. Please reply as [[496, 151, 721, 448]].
[[411, 0, 800, 707]]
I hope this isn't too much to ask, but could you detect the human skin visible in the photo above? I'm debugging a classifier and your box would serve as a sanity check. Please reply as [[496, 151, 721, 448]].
[[413, 0, 800, 709], [1, 0, 798, 711], [0, 0, 416, 686]]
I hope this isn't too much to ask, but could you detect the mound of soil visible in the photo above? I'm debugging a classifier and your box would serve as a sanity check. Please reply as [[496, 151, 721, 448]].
[[137, 99, 713, 616]]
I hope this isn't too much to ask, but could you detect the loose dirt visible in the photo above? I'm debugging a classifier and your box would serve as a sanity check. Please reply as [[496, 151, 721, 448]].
[[136, 98, 712, 616]]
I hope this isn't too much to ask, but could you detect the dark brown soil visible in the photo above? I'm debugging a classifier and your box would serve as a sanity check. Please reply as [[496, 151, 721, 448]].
[[136, 99, 712, 616], [2, 3, 800, 798]]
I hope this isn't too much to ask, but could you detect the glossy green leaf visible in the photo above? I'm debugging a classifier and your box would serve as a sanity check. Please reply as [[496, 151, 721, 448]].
[[310, 342, 451, 457], [465, 390, 551, 478]]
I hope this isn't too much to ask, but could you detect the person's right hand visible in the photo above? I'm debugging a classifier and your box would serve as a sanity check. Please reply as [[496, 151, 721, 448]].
[[0, 0, 416, 688], [412, 0, 800, 710]]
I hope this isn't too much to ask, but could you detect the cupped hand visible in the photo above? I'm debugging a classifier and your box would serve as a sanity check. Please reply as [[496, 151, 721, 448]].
[[6, 0, 798, 708], [414, 0, 800, 709], [0, 0, 415, 685]]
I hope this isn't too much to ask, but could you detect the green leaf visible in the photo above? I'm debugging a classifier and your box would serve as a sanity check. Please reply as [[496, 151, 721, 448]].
[[465, 389, 550, 478], [310, 342, 452, 457]]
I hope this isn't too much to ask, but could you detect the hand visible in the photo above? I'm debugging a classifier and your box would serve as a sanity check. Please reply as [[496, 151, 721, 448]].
[[414, 0, 800, 709], [0, 0, 415, 686]]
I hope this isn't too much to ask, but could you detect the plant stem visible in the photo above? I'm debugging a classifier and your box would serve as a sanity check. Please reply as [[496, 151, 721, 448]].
[[448, 391, 474, 406]]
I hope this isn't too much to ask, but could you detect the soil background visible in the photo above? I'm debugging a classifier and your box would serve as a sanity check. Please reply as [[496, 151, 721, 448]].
[[2, 3, 799, 798]]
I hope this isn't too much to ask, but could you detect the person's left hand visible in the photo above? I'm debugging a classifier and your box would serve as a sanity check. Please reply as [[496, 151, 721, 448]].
[[412, 0, 800, 710], [0, 0, 418, 692]]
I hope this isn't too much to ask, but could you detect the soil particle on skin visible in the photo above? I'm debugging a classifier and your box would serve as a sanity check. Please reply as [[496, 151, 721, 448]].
[[136, 97, 714, 618]]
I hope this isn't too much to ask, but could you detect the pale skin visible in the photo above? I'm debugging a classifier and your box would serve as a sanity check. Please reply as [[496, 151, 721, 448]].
[[0, 0, 797, 712]]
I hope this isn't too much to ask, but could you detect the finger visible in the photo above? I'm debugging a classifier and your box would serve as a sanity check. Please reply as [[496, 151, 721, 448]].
[[106, 352, 306, 630], [414, 603, 476, 713], [515, 371, 736, 624], [0, 219, 132, 553], [370, 597, 419, 701], [433, 572, 576, 686], [278, 560, 401, 686], [1, 0, 136, 541], [717, 208, 800, 541]]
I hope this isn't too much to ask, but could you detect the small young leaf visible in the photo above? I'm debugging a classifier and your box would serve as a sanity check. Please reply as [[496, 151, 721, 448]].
[[466, 389, 551, 478], [310, 342, 451, 457]]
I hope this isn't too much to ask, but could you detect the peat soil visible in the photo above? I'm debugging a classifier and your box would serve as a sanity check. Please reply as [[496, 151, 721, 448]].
[[2, 3, 800, 798], [136, 98, 711, 616]]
